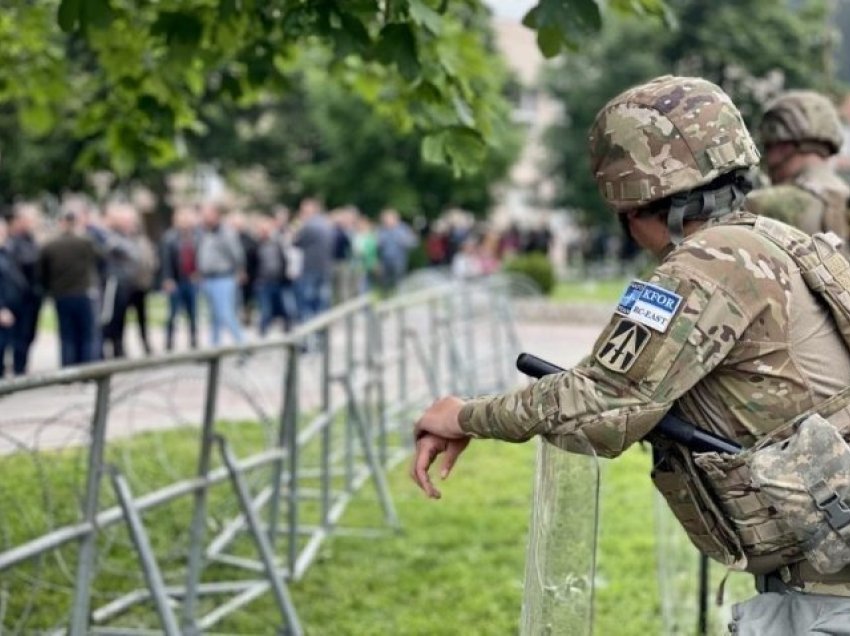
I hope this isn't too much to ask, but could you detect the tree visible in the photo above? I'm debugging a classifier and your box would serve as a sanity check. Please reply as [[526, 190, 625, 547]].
[[0, 0, 674, 182], [188, 62, 519, 219], [545, 0, 836, 228]]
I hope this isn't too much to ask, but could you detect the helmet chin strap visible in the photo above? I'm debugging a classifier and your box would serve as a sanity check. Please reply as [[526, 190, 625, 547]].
[[666, 193, 689, 245], [665, 177, 748, 247]]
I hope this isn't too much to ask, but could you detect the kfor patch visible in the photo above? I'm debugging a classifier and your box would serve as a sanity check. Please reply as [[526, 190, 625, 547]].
[[615, 280, 682, 333], [616, 280, 645, 315], [596, 319, 651, 373]]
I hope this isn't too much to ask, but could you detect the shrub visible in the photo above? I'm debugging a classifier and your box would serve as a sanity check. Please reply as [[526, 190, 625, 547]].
[[503, 253, 555, 295]]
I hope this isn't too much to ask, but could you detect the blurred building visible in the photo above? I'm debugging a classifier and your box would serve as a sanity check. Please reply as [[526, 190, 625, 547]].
[[489, 17, 578, 273]]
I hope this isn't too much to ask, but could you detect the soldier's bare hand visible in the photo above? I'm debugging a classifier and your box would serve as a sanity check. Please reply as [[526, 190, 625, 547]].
[[410, 433, 470, 499], [413, 396, 466, 440]]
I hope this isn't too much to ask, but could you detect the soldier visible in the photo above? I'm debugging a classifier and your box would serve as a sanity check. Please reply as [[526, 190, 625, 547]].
[[747, 90, 850, 240], [411, 75, 850, 634]]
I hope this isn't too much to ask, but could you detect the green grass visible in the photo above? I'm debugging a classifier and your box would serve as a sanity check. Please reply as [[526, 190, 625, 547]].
[[37, 293, 170, 333], [0, 422, 751, 635], [551, 279, 628, 305]]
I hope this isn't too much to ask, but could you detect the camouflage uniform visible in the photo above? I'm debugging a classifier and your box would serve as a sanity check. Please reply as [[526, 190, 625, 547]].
[[746, 163, 850, 238], [748, 90, 850, 240], [454, 77, 850, 633]]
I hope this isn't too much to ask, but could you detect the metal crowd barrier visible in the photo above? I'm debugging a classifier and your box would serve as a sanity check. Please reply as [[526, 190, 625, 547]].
[[0, 278, 521, 635]]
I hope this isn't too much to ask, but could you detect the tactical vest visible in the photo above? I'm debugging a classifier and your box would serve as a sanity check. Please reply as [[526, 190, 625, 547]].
[[794, 170, 850, 242], [654, 215, 850, 584]]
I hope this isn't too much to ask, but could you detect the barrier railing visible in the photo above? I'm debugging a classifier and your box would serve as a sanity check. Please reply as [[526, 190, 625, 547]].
[[0, 278, 521, 635]]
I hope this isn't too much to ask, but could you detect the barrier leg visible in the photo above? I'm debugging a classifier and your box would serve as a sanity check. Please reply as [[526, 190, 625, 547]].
[[69, 377, 111, 636], [216, 435, 303, 636], [182, 358, 220, 633], [108, 466, 181, 635], [341, 378, 399, 529]]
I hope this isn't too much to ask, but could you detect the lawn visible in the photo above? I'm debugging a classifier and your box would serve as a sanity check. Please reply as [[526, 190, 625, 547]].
[[551, 279, 628, 305], [0, 422, 749, 635]]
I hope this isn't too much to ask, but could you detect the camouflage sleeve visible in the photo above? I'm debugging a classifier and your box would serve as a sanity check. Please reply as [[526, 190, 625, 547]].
[[458, 263, 755, 458]]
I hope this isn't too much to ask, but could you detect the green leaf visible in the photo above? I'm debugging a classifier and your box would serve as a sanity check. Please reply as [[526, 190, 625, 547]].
[[452, 93, 475, 127], [408, 0, 442, 35], [521, 6, 540, 29], [537, 25, 563, 58], [375, 23, 420, 82], [334, 13, 372, 56], [219, 0, 239, 18], [572, 0, 603, 31], [524, 0, 604, 57], [57, 0, 81, 33], [151, 11, 204, 49], [81, 0, 114, 31], [20, 103, 56, 137], [422, 126, 487, 175]]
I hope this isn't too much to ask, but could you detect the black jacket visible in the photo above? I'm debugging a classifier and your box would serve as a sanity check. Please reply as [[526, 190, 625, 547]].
[[0, 245, 27, 311]]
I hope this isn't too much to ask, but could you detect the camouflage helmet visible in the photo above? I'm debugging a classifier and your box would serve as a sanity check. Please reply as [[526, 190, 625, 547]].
[[760, 90, 843, 155], [588, 75, 760, 211]]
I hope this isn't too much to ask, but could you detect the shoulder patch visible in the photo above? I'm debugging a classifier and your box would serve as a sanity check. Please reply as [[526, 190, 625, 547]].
[[615, 280, 682, 333], [595, 319, 651, 373], [616, 280, 645, 316]]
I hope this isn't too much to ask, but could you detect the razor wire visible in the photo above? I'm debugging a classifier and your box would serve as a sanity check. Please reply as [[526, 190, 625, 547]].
[[0, 277, 522, 635]]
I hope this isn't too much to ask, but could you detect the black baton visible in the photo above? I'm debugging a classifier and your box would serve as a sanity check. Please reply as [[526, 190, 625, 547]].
[[516, 353, 741, 455]]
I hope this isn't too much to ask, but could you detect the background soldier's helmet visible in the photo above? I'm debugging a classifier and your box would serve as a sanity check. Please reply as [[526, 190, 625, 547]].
[[760, 90, 844, 155], [588, 75, 760, 211]]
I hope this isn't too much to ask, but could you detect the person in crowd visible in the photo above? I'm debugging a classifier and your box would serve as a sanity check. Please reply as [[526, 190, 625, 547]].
[[376, 208, 418, 293], [331, 206, 358, 303], [353, 215, 379, 293], [446, 216, 471, 263], [8, 204, 43, 374], [0, 218, 27, 378], [451, 236, 483, 279], [229, 210, 260, 326], [425, 221, 450, 266], [39, 211, 99, 367], [161, 206, 200, 350], [126, 208, 157, 355], [478, 230, 501, 275], [293, 197, 334, 322], [100, 203, 141, 359], [276, 211, 302, 325], [254, 216, 292, 335], [499, 223, 522, 258], [526, 224, 553, 254], [197, 202, 246, 346], [65, 195, 108, 359]]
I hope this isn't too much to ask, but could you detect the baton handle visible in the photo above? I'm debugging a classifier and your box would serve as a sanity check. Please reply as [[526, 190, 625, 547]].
[[516, 353, 741, 455]]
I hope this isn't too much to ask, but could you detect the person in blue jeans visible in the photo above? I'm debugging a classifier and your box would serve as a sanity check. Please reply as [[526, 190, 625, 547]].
[[38, 211, 99, 367], [293, 198, 334, 323], [197, 203, 246, 347], [160, 207, 200, 350], [255, 217, 296, 336]]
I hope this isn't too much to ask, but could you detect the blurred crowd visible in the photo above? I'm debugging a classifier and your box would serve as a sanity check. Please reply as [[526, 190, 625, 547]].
[[0, 197, 427, 376], [0, 193, 561, 377], [423, 213, 552, 278]]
